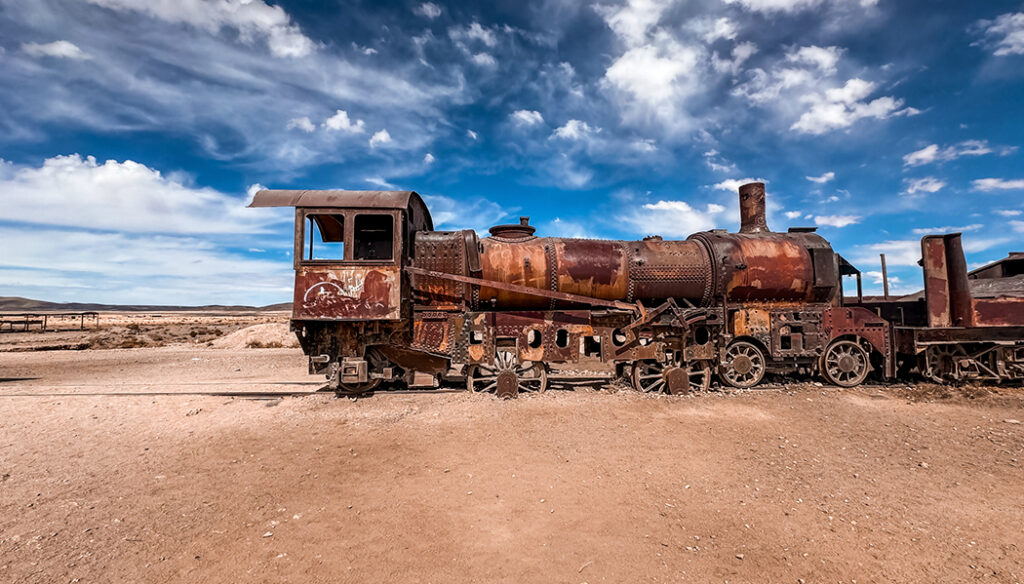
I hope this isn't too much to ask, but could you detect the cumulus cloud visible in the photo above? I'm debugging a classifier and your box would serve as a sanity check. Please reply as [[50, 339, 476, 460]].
[[449, 21, 498, 48], [21, 40, 90, 59], [624, 200, 729, 237], [972, 178, 1024, 191], [423, 152, 435, 164], [471, 53, 496, 67], [712, 178, 767, 192], [511, 109, 544, 125], [84, 0, 316, 58], [593, 0, 673, 47], [903, 140, 1006, 167], [602, 37, 701, 130], [466, 129, 479, 140], [785, 210, 802, 219], [976, 12, 1024, 56], [414, 2, 442, 19], [996, 209, 1023, 217], [791, 79, 916, 135], [1012, 221, 1024, 232], [786, 45, 842, 74], [551, 119, 599, 140], [0, 154, 275, 234], [369, 129, 392, 147], [323, 109, 366, 133], [903, 176, 946, 195], [814, 214, 860, 227], [286, 116, 315, 132], [806, 171, 835, 184]]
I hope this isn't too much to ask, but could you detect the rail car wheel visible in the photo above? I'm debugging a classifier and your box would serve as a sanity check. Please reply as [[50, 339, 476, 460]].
[[631, 359, 712, 394], [466, 351, 547, 399], [821, 340, 870, 387], [719, 341, 766, 389], [923, 345, 961, 383]]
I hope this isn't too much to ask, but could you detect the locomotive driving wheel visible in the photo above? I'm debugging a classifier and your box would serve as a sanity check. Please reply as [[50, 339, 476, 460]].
[[466, 350, 547, 399], [719, 340, 766, 389], [821, 340, 870, 387], [631, 358, 712, 394]]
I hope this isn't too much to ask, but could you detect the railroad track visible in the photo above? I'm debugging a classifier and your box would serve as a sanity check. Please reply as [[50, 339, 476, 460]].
[[0, 379, 470, 398]]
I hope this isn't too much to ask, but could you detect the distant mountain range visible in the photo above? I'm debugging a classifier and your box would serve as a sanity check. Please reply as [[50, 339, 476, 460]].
[[0, 296, 291, 313]]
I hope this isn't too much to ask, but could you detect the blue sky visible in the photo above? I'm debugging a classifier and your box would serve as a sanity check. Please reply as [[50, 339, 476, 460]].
[[1, 0, 1023, 305]]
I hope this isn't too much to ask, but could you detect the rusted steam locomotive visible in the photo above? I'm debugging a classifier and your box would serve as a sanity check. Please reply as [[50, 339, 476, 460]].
[[250, 182, 1024, 396]]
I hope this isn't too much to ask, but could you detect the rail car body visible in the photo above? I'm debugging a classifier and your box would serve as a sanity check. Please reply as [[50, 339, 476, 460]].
[[250, 183, 1024, 396]]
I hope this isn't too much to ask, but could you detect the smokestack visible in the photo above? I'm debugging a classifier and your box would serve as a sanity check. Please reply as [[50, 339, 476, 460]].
[[738, 182, 769, 234]]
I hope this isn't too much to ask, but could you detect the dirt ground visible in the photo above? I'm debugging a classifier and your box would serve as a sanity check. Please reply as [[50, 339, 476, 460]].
[[2, 324, 1024, 583]]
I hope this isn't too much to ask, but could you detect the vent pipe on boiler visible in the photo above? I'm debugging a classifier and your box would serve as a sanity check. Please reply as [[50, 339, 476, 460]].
[[738, 182, 769, 234]]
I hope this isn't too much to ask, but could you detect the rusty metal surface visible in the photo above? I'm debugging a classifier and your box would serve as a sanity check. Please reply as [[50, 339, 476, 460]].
[[406, 266, 636, 311], [293, 267, 401, 320], [738, 182, 769, 234], [921, 235, 951, 328]]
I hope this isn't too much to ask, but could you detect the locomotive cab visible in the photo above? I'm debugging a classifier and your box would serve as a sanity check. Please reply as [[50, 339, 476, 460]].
[[249, 190, 432, 388]]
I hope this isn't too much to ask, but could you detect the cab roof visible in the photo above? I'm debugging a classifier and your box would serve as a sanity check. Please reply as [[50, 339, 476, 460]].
[[249, 189, 433, 230]]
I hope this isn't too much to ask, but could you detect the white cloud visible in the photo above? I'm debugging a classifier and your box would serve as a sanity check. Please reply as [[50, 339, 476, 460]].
[[791, 78, 915, 135], [364, 176, 397, 189], [593, 0, 673, 47], [903, 176, 946, 195], [703, 150, 736, 173], [996, 209, 1022, 217], [471, 52, 497, 66], [911, 224, 983, 235], [0, 226, 291, 305], [449, 22, 498, 48], [724, 0, 878, 13], [423, 153, 435, 164], [551, 119, 599, 140], [624, 200, 730, 237], [323, 109, 366, 133], [631, 138, 658, 153], [903, 140, 1003, 167], [814, 214, 860, 228], [711, 177, 767, 192], [702, 17, 738, 43], [0, 154, 275, 234], [787, 45, 842, 74], [369, 129, 392, 148], [977, 12, 1024, 56], [84, 0, 316, 58], [511, 109, 544, 125], [785, 210, 802, 219], [466, 129, 479, 140], [286, 116, 315, 132], [806, 171, 835, 184], [414, 2, 442, 19], [21, 40, 90, 59], [972, 178, 1024, 191], [602, 38, 701, 130], [1012, 221, 1024, 232]]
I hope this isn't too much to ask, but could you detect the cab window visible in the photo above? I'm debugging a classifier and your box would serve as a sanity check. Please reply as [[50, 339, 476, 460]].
[[353, 214, 394, 260], [305, 214, 345, 261]]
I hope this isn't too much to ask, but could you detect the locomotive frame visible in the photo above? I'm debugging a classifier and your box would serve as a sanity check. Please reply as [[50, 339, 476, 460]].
[[250, 183, 1024, 396]]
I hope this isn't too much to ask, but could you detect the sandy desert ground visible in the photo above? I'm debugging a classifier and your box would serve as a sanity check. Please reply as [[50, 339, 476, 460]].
[[1, 316, 1024, 583]]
